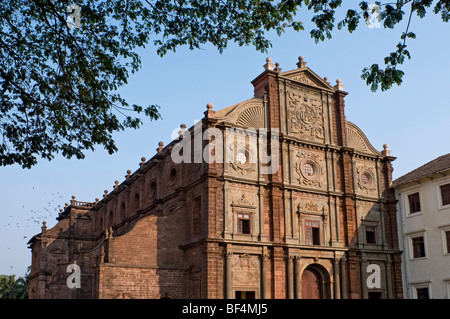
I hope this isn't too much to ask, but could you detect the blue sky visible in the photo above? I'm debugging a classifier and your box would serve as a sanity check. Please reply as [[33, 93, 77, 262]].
[[1, 7, 450, 277]]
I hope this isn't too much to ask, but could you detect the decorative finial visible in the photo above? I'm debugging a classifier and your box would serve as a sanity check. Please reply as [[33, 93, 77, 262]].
[[140, 157, 146, 167], [297, 56, 307, 68], [114, 180, 119, 189], [126, 169, 131, 179], [382, 144, 391, 157], [95, 198, 99, 203], [156, 141, 164, 153], [103, 190, 108, 198], [334, 78, 344, 91], [264, 57, 274, 71], [41, 221, 47, 233], [274, 62, 282, 73], [178, 124, 187, 138], [204, 103, 216, 119]]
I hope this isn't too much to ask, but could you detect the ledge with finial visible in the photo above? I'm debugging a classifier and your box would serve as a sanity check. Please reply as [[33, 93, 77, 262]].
[[274, 62, 282, 73], [263, 57, 275, 71], [204, 102, 216, 120], [296, 56, 307, 68], [41, 221, 47, 234], [156, 141, 164, 153], [334, 78, 345, 91], [139, 157, 146, 168], [381, 144, 391, 157], [177, 124, 187, 139]]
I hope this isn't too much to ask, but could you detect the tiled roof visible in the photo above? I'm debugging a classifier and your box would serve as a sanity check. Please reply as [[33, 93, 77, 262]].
[[393, 153, 450, 186]]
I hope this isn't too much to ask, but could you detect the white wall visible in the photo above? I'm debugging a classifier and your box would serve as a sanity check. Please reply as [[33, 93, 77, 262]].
[[396, 173, 450, 299]]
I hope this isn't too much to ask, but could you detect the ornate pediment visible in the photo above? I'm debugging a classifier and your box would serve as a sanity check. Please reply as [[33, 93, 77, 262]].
[[231, 193, 256, 209], [280, 68, 334, 91], [214, 98, 266, 129], [298, 200, 328, 216], [288, 89, 325, 142], [346, 121, 380, 156]]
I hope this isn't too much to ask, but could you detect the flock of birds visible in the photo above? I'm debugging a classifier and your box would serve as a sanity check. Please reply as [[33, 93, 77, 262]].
[[2, 187, 65, 272]]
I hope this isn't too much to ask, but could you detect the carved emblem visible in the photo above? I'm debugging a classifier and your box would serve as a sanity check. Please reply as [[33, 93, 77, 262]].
[[355, 165, 377, 195], [288, 90, 324, 142], [232, 254, 259, 285], [305, 200, 319, 212], [298, 200, 328, 217], [227, 142, 257, 175], [231, 193, 256, 208], [290, 74, 314, 86], [295, 151, 325, 188]]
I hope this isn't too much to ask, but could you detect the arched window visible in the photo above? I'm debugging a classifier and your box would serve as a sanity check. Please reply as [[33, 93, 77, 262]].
[[134, 193, 140, 213], [109, 211, 114, 225], [121, 203, 126, 221], [98, 216, 103, 230]]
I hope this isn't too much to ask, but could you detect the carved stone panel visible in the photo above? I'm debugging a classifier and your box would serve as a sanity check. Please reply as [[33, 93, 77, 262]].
[[231, 254, 260, 288], [354, 160, 378, 198], [294, 149, 327, 190], [287, 87, 325, 143], [224, 129, 258, 180]]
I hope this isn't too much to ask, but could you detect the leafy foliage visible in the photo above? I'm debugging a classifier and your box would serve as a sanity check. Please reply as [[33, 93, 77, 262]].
[[1, 0, 449, 167], [0, 271, 29, 299]]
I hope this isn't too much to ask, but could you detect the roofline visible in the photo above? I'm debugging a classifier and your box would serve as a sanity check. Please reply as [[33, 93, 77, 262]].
[[393, 166, 450, 188]]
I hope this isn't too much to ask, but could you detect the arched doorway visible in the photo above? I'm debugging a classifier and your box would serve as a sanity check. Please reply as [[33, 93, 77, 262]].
[[301, 264, 330, 299]]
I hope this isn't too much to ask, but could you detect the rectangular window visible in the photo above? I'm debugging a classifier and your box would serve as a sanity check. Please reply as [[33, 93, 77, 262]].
[[235, 291, 255, 299], [366, 226, 376, 244], [192, 196, 202, 238], [412, 236, 426, 258], [445, 231, 450, 254], [408, 193, 421, 214], [305, 220, 320, 245], [416, 287, 430, 299], [441, 184, 450, 206], [237, 213, 251, 234], [368, 292, 382, 299]]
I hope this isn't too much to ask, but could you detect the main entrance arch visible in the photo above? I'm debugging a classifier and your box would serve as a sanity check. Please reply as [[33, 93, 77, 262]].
[[301, 264, 331, 299]]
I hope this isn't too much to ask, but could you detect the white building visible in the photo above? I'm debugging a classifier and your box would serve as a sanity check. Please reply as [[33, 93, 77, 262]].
[[394, 153, 450, 299]]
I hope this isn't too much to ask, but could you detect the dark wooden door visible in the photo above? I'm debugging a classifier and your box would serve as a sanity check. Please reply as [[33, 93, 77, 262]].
[[302, 268, 321, 299]]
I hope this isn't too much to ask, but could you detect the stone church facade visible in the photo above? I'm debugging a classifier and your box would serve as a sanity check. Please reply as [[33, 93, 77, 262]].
[[28, 57, 403, 299]]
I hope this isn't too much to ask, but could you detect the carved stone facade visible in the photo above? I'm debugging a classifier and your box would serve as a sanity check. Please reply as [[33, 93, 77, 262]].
[[28, 57, 403, 299]]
